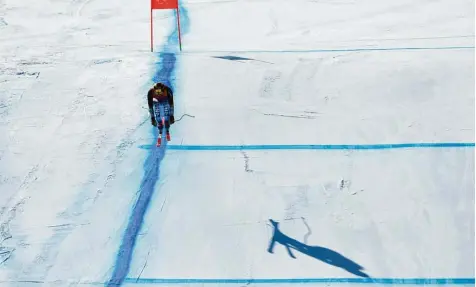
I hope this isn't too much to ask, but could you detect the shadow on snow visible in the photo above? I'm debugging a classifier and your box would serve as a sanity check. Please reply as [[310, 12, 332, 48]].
[[268, 219, 370, 278]]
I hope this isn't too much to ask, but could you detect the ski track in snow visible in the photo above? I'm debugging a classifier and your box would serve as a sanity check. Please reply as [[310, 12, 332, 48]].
[[107, 5, 191, 287]]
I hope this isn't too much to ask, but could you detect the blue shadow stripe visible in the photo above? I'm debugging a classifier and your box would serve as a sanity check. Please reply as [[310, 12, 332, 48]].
[[183, 46, 475, 54], [166, 142, 475, 151], [123, 278, 475, 285]]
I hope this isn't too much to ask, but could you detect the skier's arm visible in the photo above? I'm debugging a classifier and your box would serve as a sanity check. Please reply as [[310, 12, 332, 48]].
[[147, 89, 157, 126], [147, 89, 154, 117], [167, 87, 174, 115]]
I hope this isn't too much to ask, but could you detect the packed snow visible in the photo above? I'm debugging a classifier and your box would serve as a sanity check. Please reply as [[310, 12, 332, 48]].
[[0, 0, 474, 286]]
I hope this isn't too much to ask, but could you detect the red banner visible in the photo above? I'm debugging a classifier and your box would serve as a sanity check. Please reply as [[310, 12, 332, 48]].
[[151, 0, 178, 10]]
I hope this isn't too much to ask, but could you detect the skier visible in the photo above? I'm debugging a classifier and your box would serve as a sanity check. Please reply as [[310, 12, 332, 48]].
[[147, 82, 175, 146]]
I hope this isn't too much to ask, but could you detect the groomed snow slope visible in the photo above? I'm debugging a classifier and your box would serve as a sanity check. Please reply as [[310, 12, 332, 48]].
[[0, 0, 474, 286]]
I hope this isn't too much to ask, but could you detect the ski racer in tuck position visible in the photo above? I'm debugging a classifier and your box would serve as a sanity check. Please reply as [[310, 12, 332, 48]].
[[147, 82, 175, 146]]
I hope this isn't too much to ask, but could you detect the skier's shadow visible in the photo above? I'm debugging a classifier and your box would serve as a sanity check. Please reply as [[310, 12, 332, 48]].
[[267, 219, 370, 278]]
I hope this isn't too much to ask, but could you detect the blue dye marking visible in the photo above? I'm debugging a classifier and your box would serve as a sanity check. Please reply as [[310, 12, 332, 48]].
[[106, 5, 190, 287], [123, 277, 475, 285], [184, 45, 474, 54], [105, 146, 166, 287], [165, 142, 475, 151]]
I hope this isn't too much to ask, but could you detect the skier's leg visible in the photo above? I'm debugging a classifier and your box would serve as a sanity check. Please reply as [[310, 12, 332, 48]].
[[154, 102, 164, 146], [164, 119, 171, 141], [157, 102, 167, 135], [153, 102, 161, 127], [158, 121, 164, 135], [164, 103, 171, 141]]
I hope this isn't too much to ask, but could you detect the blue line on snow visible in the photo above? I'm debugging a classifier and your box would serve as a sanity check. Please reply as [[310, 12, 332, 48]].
[[106, 6, 190, 287], [183, 45, 474, 54], [123, 277, 476, 285], [166, 142, 475, 151]]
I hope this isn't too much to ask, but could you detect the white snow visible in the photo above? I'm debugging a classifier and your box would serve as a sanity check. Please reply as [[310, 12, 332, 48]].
[[0, 0, 474, 286]]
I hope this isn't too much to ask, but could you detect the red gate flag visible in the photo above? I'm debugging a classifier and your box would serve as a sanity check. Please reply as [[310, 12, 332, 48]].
[[152, 0, 178, 9], [150, 0, 182, 52]]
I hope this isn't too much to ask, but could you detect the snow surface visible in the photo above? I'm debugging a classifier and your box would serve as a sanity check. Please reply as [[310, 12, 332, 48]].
[[0, 0, 474, 286]]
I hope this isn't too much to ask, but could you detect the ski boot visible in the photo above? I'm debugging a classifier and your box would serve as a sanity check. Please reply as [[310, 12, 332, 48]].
[[156, 134, 162, 147]]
